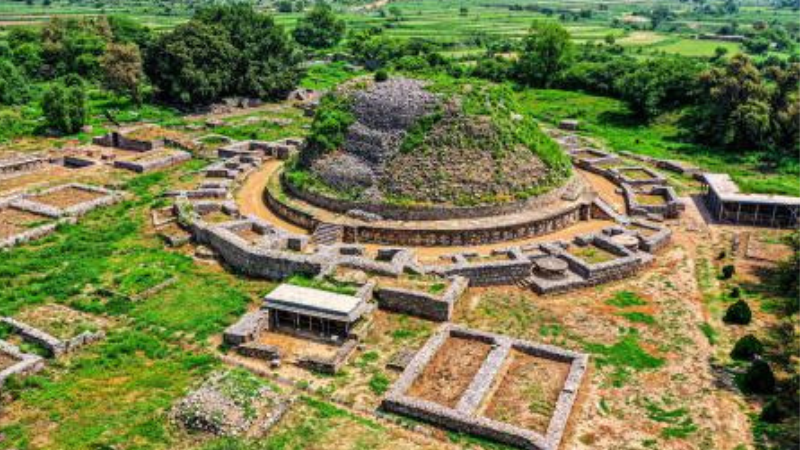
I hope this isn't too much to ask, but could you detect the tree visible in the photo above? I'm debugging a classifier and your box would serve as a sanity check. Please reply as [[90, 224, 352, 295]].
[[42, 75, 86, 134], [723, 299, 752, 325], [145, 22, 236, 105], [100, 43, 143, 104], [293, 3, 346, 49], [743, 359, 776, 394], [514, 20, 572, 88], [459, 6, 469, 16], [277, 0, 294, 13], [691, 54, 772, 150], [730, 334, 763, 360], [776, 230, 800, 311], [615, 56, 701, 119], [195, 4, 302, 100], [650, 5, 673, 30], [0, 60, 30, 105]]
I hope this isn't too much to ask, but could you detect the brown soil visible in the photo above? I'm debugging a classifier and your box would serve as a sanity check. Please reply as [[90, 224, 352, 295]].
[[578, 169, 625, 214], [407, 336, 491, 408], [235, 160, 308, 235], [14, 304, 104, 340], [0, 207, 51, 238], [480, 349, 571, 434], [31, 186, 104, 209], [234, 227, 263, 245], [0, 351, 20, 371], [257, 331, 339, 360]]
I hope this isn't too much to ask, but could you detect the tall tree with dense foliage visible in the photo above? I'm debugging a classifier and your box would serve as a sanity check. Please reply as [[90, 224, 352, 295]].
[[100, 43, 144, 104], [293, 2, 346, 49], [0, 60, 30, 105], [42, 75, 86, 134], [615, 56, 702, 120], [195, 4, 302, 100], [41, 17, 111, 79], [514, 20, 572, 88], [691, 54, 772, 150], [145, 22, 236, 106]]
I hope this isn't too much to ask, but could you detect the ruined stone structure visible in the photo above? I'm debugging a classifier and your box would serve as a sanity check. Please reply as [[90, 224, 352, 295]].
[[375, 276, 469, 322], [701, 173, 800, 228], [382, 324, 588, 450], [0, 340, 45, 388], [0, 153, 46, 179]]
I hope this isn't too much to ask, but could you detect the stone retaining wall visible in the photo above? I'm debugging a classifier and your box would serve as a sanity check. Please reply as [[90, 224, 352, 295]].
[[223, 310, 269, 346], [297, 338, 358, 375], [114, 150, 192, 173], [282, 173, 584, 222], [375, 276, 468, 321]]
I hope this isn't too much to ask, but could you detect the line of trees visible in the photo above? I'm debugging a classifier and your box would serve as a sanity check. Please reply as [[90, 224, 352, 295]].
[[0, 3, 348, 135]]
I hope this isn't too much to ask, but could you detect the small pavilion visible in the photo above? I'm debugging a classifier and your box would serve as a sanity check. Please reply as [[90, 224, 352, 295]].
[[263, 284, 368, 342]]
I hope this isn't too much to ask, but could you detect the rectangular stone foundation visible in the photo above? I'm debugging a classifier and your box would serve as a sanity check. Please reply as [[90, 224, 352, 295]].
[[382, 324, 588, 450]]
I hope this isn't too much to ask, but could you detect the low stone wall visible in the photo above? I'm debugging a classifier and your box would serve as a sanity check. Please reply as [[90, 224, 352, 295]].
[[375, 276, 468, 322], [0, 340, 45, 388], [237, 342, 280, 361], [223, 310, 269, 346], [382, 324, 588, 450], [282, 173, 583, 222], [622, 184, 683, 219], [25, 183, 124, 217], [0, 317, 104, 358], [114, 150, 192, 173], [437, 258, 533, 287], [297, 339, 358, 375]]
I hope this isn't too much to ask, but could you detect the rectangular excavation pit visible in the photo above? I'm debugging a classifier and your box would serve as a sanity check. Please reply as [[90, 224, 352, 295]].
[[382, 325, 588, 450], [29, 186, 106, 209], [478, 348, 572, 435], [406, 335, 493, 408], [0, 207, 53, 239], [634, 193, 667, 206], [567, 243, 619, 264]]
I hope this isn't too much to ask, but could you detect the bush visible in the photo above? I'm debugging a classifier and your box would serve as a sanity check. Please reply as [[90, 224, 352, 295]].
[[724, 300, 752, 325], [374, 69, 388, 82], [42, 75, 87, 134], [743, 359, 776, 394], [721, 264, 735, 279], [729, 286, 741, 298], [730, 334, 763, 360], [760, 398, 785, 423]]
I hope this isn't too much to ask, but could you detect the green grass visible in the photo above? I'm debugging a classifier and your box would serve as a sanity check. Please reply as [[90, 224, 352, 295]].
[[525, 89, 800, 196], [699, 322, 717, 345], [0, 330, 216, 450], [619, 312, 656, 325], [286, 274, 359, 296], [606, 291, 647, 308], [585, 329, 665, 386]]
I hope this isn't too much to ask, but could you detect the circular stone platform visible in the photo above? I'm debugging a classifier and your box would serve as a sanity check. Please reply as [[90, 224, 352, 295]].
[[265, 166, 594, 247]]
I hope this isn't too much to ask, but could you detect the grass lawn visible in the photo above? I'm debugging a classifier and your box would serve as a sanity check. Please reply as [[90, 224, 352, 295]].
[[523, 89, 800, 196]]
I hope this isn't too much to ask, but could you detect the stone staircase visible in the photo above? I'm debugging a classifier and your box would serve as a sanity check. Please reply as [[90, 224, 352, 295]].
[[516, 276, 535, 290], [312, 223, 344, 246]]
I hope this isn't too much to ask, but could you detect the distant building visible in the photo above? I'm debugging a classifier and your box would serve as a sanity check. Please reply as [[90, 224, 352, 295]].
[[263, 284, 370, 342], [701, 173, 800, 228]]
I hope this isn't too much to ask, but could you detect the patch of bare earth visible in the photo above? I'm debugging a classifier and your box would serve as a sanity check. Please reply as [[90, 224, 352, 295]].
[[480, 349, 571, 434], [0, 207, 50, 238], [31, 186, 103, 208], [407, 336, 491, 408]]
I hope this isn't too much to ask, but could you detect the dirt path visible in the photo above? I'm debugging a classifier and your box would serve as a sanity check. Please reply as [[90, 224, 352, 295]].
[[235, 160, 308, 235], [578, 169, 626, 214]]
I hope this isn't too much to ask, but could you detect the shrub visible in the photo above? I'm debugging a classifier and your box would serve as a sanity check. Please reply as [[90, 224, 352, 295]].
[[723, 300, 752, 325], [730, 286, 741, 298], [721, 264, 735, 279], [730, 334, 763, 360], [374, 69, 388, 82], [742, 359, 775, 394], [760, 398, 785, 423]]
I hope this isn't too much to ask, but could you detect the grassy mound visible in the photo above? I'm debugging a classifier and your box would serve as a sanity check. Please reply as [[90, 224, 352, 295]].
[[289, 76, 571, 207]]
